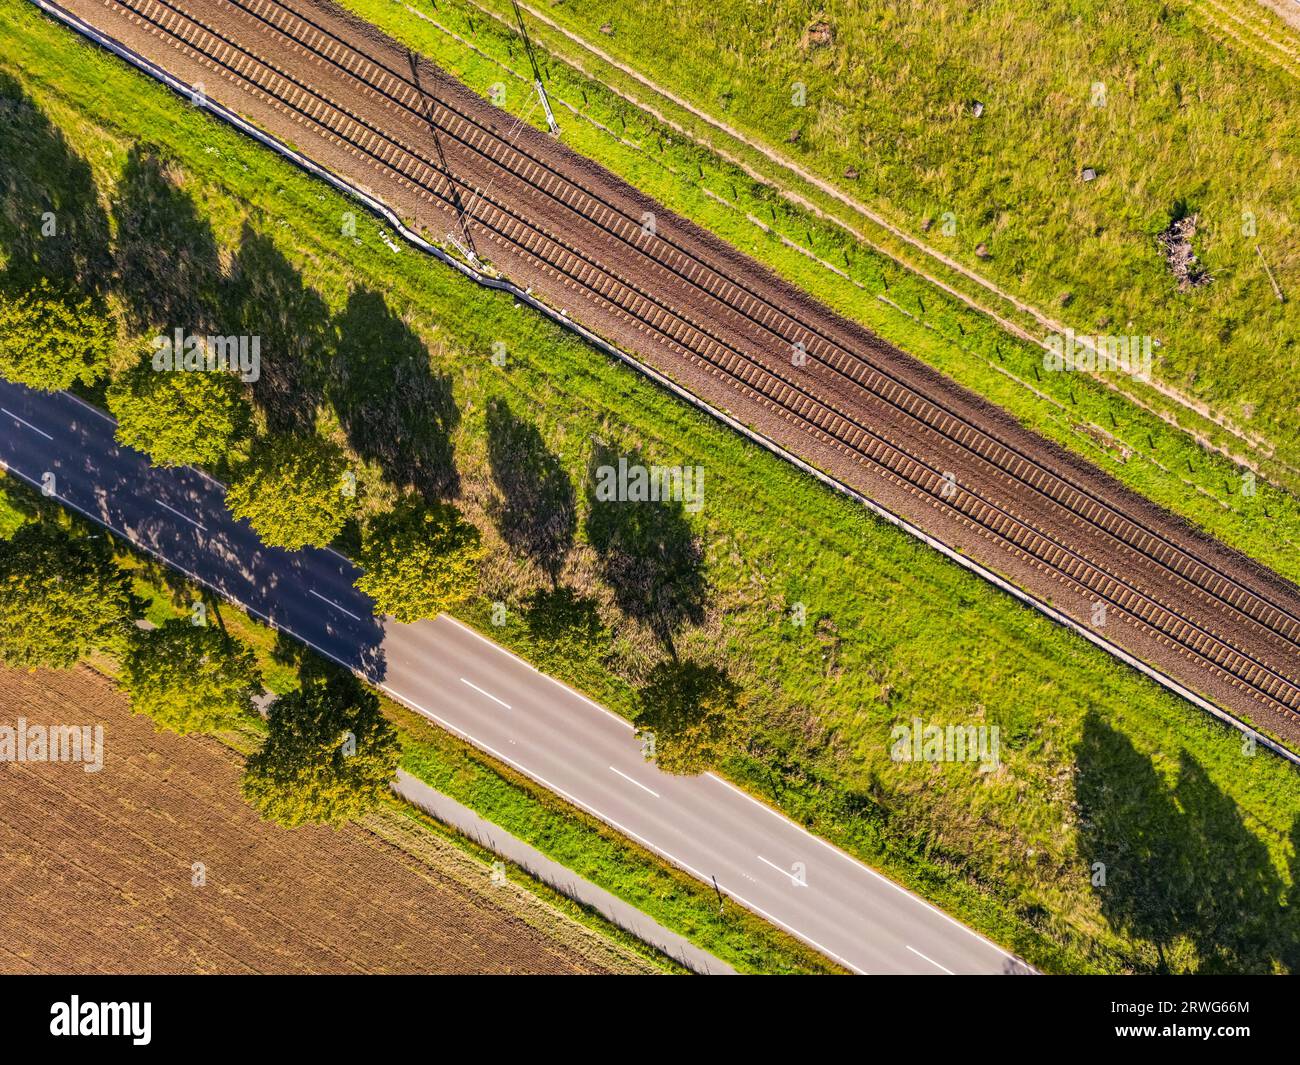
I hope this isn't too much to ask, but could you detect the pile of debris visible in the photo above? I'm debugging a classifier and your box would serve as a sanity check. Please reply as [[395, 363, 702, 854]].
[[1157, 213, 1213, 291], [803, 21, 834, 49]]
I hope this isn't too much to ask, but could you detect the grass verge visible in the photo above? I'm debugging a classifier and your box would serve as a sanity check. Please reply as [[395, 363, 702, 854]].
[[4, 0, 1300, 973], [334, 0, 1300, 586]]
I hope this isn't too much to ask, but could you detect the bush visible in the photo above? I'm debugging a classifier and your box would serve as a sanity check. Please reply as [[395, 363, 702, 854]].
[[0, 521, 133, 669], [106, 355, 248, 467], [122, 617, 262, 733], [355, 498, 482, 623], [242, 670, 400, 827]]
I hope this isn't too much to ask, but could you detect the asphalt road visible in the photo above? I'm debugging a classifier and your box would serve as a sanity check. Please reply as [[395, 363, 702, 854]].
[[0, 379, 1031, 974]]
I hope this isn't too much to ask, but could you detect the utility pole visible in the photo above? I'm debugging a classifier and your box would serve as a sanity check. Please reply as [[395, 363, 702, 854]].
[[408, 52, 480, 266], [512, 0, 560, 135]]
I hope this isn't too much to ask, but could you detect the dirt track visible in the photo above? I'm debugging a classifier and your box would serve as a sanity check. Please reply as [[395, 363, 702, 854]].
[[48, 0, 1300, 746], [0, 665, 650, 974]]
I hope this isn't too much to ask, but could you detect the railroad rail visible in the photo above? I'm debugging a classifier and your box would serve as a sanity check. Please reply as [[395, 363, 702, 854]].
[[43, 0, 1300, 741]]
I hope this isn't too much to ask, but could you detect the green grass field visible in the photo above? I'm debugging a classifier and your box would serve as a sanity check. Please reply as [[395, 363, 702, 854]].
[[336, 0, 1300, 591], [4, 0, 1300, 973], [512, 0, 1300, 441]]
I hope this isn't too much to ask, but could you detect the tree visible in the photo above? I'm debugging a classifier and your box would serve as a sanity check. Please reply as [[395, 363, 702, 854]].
[[0, 521, 133, 669], [106, 357, 247, 467], [634, 660, 742, 775], [122, 618, 262, 734], [226, 434, 354, 549], [0, 279, 114, 390], [241, 670, 400, 828], [355, 499, 482, 623]]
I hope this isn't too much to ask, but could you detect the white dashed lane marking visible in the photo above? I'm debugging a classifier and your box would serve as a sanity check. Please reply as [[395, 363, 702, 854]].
[[608, 765, 660, 798], [1, 407, 53, 440], [460, 677, 511, 710], [308, 588, 363, 622], [906, 944, 954, 974], [756, 854, 805, 886], [157, 500, 206, 531]]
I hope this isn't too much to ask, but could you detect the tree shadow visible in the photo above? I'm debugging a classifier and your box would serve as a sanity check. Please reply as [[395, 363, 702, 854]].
[[485, 398, 574, 582], [224, 224, 331, 434], [0, 72, 111, 295], [1074, 712, 1296, 973], [329, 287, 459, 501], [1283, 815, 1300, 975], [583, 441, 706, 657], [271, 627, 310, 672], [110, 144, 223, 333], [292, 648, 354, 688], [521, 585, 607, 674], [1173, 752, 1287, 972]]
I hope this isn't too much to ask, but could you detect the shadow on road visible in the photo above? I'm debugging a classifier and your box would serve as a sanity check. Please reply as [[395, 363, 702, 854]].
[[26, 417, 391, 683]]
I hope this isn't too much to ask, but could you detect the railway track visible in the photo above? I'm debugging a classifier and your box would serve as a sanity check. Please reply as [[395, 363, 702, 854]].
[[54, 0, 1300, 738]]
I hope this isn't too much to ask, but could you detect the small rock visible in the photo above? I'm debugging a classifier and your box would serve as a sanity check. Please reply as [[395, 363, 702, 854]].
[[599, 22, 613, 35], [843, 166, 859, 180], [971, 100, 985, 118], [975, 242, 990, 259], [1081, 167, 1098, 182], [786, 128, 801, 144]]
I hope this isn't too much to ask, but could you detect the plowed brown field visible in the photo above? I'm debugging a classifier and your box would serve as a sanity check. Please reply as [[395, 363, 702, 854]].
[[0, 665, 653, 974]]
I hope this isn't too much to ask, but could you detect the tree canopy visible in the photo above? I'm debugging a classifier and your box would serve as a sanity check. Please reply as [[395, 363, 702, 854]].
[[122, 617, 262, 734], [635, 660, 742, 775], [226, 433, 354, 549], [241, 670, 400, 828], [0, 279, 114, 391], [355, 499, 482, 623], [106, 357, 248, 467], [0, 521, 134, 669]]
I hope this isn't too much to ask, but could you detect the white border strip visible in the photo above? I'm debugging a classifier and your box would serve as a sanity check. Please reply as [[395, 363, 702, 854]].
[[26, 0, 1298, 774]]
